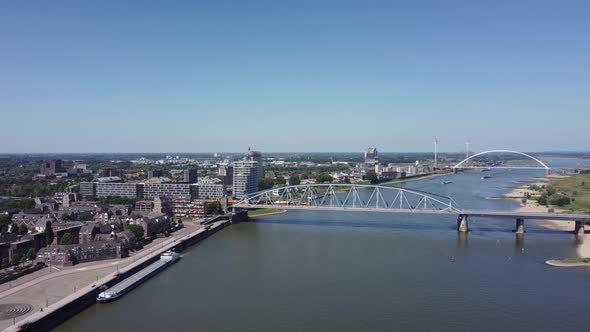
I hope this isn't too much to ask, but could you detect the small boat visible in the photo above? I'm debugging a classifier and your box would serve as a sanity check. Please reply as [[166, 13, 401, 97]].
[[480, 168, 491, 172], [481, 175, 492, 179], [441, 181, 453, 185]]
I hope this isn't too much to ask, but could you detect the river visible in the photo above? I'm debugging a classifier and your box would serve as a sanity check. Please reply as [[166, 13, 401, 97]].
[[56, 157, 590, 332]]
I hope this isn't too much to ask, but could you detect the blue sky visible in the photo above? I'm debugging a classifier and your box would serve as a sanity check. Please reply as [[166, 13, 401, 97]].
[[1, 0, 589, 153]]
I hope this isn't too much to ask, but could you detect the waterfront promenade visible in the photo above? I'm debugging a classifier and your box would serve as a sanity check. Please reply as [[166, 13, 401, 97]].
[[1, 221, 226, 331]]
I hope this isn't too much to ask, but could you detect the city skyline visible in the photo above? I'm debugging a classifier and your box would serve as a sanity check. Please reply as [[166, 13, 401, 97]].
[[1, 1, 589, 153]]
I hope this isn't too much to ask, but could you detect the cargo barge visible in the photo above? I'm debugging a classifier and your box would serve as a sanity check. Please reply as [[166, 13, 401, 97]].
[[97, 250, 180, 303]]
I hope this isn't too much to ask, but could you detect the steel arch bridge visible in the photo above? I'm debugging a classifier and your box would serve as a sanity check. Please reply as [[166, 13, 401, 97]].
[[452, 150, 550, 170], [233, 184, 461, 213]]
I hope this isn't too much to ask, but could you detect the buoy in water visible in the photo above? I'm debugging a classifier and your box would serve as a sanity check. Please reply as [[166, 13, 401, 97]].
[[450, 257, 455, 263]]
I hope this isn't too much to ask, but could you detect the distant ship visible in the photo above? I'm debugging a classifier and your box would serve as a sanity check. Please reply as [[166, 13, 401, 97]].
[[481, 175, 492, 179], [441, 181, 453, 185], [480, 168, 492, 172]]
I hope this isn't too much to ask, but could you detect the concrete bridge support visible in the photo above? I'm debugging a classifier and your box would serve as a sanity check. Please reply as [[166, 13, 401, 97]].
[[514, 218, 525, 234], [457, 215, 468, 232], [575, 220, 585, 236]]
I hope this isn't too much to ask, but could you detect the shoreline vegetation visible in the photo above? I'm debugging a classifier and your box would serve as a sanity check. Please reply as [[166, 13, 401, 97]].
[[495, 172, 590, 265], [248, 208, 287, 218]]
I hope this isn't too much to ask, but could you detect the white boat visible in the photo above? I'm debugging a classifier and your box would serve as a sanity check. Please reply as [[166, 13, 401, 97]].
[[441, 181, 453, 185]]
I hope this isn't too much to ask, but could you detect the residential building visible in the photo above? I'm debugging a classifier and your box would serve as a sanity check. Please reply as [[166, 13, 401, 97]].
[[142, 183, 191, 199], [40, 159, 64, 176], [218, 164, 233, 185], [233, 160, 258, 199], [244, 148, 264, 181], [96, 182, 139, 198], [171, 195, 207, 219], [196, 183, 225, 199]]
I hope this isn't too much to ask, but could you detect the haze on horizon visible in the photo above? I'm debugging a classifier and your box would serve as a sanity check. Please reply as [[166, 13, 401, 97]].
[[1, 1, 589, 154]]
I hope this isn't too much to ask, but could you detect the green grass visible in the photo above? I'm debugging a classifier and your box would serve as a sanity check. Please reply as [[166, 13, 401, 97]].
[[248, 208, 283, 217], [550, 173, 590, 212], [559, 258, 590, 264]]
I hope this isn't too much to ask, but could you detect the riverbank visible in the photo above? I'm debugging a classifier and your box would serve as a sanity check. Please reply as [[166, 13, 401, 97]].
[[248, 208, 287, 218], [499, 175, 590, 261]]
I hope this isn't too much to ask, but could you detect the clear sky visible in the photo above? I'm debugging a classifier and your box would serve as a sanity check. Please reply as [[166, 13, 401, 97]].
[[1, 0, 589, 153]]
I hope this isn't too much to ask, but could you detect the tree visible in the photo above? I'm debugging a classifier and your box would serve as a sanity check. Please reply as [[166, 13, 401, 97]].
[[176, 218, 183, 224], [258, 178, 275, 191], [537, 194, 548, 206], [0, 215, 11, 234], [275, 176, 286, 185], [59, 232, 74, 245], [289, 175, 301, 186], [125, 223, 145, 240], [207, 201, 223, 215], [61, 213, 70, 221], [365, 170, 378, 184], [25, 248, 36, 261], [45, 220, 54, 245], [549, 194, 571, 207], [316, 174, 333, 184], [18, 223, 28, 235], [10, 254, 20, 266]]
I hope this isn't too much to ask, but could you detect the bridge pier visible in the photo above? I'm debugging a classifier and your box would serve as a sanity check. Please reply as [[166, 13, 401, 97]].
[[457, 215, 468, 232], [514, 218, 525, 234], [575, 220, 585, 236]]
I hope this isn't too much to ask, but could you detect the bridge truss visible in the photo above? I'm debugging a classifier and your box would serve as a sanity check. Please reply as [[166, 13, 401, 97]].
[[233, 184, 461, 213]]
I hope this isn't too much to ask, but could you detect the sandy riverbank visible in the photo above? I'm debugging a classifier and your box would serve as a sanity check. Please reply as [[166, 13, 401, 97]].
[[503, 176, 590, 259]]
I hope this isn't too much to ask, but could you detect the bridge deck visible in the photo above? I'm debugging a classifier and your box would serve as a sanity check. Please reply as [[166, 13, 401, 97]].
[[233, 204, 590, 221]]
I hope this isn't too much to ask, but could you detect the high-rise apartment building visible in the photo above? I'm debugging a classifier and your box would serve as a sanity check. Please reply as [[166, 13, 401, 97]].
[[233, 160, 258, 199], [244, 148, 264, 181]]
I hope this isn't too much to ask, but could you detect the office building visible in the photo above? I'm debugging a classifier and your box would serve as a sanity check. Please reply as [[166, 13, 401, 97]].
[[79, 182, 97, 199], [183, 168, 198, 184], [233, 160, 258, 199]]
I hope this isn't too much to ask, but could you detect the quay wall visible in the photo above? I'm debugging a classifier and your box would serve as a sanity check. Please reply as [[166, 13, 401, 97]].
[[9, 221, 229, 332]]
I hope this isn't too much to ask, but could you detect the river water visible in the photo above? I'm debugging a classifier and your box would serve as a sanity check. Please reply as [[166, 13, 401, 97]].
[[56, 158, 590, 332]]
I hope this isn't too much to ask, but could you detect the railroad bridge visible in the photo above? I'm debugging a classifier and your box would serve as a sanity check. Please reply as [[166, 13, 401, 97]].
[[233, 184, 589, 236]]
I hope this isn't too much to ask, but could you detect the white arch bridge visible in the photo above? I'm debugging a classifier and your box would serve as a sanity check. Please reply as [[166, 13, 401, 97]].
[[232, 184, 590, 236], [452, 150, 551, 172]]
